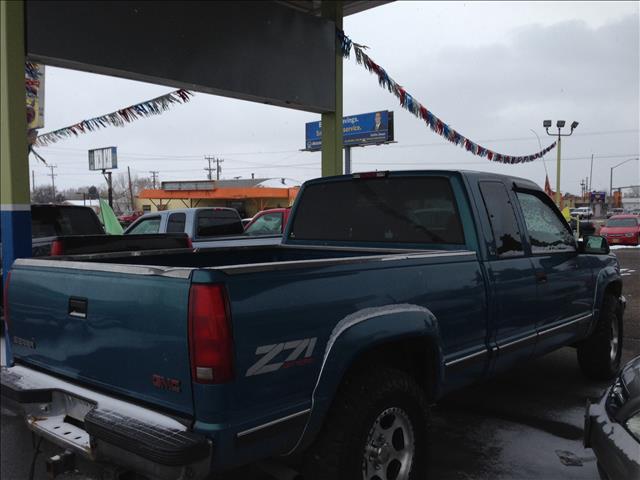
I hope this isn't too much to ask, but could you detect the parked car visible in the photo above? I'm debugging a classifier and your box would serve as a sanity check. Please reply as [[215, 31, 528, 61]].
[[243, 207, 292, 236], [117, 210, 144, 227], [606, 208, 625, 219], [585, 355, 640, 480], [124, 207, 283, 247], [570, 206, 593, 219], [2, 171, 625, 479], [599, 215, 640, 246]]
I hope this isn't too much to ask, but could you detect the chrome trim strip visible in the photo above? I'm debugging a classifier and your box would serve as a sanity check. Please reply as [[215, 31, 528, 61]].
[[498, 332, 538, 351], [538, 313, 592, 337], [214, 250, 476, 275], [444, 348, 488, 367], [13, 258, 193, 279], [68, 311, 87, 319], [236, 409, 311, 438]]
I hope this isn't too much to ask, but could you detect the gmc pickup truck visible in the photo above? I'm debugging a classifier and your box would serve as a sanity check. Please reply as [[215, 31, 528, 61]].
[[1, 171, 625, 480]]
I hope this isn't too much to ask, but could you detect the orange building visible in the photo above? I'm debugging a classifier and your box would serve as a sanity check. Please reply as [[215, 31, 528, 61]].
[[136, 179, 300, 217]]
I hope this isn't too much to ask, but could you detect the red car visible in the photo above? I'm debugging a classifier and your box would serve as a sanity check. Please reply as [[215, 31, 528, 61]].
[[243, 208, 291, 236], [599, 215, 640, 246]]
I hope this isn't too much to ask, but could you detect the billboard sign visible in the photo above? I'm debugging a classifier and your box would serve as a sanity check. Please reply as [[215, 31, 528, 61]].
[[590, 191, 607, 203], [305, 111, 394, 151], [89, 147, 118, 170]]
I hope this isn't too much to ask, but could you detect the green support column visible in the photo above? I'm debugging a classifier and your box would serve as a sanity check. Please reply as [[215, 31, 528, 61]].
[[321, 1, 343, 177], [1, 0, 31, 282]]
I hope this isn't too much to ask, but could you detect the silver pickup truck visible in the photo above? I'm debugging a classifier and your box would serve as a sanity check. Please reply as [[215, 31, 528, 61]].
[[124, 207, 283, 247]]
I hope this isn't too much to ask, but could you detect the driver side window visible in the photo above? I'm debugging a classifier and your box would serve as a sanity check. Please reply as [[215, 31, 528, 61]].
[[516, 192, 575, 253]]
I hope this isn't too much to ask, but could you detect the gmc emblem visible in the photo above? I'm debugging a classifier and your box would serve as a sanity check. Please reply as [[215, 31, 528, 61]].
[[152, 374, 181, 393]]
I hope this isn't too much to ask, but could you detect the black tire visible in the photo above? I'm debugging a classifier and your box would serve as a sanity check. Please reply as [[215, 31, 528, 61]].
[[577, 293, 623, 380], [302, 367, 429, 480]]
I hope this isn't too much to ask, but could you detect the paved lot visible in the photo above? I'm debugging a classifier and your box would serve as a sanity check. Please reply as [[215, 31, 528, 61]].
[[1, 248, 638, 480]]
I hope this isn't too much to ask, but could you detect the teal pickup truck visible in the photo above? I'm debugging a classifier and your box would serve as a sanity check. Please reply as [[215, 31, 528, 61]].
[[1, 171, 625, 480]]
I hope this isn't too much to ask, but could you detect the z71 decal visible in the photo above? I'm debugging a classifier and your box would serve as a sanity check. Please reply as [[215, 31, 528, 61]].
[[246, 337, 317, 376]]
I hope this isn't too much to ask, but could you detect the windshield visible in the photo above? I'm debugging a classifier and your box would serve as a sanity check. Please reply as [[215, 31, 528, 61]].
[[606, 218, 638, 228]]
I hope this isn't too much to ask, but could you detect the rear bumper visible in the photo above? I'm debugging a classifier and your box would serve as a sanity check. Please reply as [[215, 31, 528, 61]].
[[1, 364, 212, 479], [584, 389, 640, 479]]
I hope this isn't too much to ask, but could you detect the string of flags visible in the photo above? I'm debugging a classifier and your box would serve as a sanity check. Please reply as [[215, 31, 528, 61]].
[[337, 30, 556, 164], [33, 89, 193, 147]]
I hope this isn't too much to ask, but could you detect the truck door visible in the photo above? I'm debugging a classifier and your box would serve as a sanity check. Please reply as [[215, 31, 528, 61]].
[[514, 190, 594, 355], [478, 181, 538, 372]]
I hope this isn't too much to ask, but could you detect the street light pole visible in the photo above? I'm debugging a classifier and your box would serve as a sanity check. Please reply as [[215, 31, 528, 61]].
[[543, 120, 579, 207], [610, 157, 639, 203]]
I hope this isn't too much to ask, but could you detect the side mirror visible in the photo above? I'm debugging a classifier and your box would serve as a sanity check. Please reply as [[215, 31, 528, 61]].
[[579, 235, 610, 255]]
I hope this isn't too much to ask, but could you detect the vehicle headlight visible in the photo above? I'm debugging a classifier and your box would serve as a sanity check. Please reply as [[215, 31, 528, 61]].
[[626, 411, 640, 442], [607, 377, 629, 415], [625, 233, 633, 237]]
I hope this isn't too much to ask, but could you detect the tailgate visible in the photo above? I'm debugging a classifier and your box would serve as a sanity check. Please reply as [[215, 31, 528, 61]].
[[7, 259, 195, 416]]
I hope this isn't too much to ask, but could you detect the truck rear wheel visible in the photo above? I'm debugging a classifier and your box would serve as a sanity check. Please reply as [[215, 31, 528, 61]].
[[577, 293, 623, 381], [303, 367, 429, 480]]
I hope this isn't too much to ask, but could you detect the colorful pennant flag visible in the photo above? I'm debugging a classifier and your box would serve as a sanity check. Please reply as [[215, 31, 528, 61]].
[[34, 89, 193, 147], [338, 30, 556, 164]]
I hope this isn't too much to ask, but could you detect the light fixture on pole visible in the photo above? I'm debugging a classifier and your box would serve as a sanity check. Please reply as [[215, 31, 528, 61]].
[[544, 119, 579, 207]]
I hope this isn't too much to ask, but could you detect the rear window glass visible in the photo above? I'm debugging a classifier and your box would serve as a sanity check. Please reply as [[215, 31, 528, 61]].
[[196, 210, 244, 237], [31, 206, 104, 238], [606, 218, 637, 228], [289, 177, 465, 245]]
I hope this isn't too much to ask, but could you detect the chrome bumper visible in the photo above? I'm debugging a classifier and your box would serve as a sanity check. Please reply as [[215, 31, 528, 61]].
[[1, 364, 212, 479]]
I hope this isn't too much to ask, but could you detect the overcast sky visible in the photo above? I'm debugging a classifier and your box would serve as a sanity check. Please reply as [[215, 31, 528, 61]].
[[32, 1, 639, 196]]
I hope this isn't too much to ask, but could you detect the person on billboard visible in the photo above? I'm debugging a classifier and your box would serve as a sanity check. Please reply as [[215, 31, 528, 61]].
[[374, 111, 384, 131]]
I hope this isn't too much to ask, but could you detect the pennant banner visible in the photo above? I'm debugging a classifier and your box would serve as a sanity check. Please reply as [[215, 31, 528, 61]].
[[338, 31, 556, 164], [34, 89, 193, 147]]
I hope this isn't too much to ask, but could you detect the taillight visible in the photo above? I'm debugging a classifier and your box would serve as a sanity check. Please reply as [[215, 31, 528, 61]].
[[50, 239, 64, 256], [186, 237, 193, 249], [353, 171, 388, 179], [3, 271, 11, 329], [188, 284, 234, 383]]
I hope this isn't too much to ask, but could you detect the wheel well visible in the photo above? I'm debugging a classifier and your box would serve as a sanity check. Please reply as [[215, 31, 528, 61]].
[[605, 281, 622, 299], [345, 336, 440, 403]]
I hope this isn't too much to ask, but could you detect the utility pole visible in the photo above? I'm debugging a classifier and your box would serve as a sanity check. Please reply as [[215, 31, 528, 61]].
[[127, 166, 134, 212], [216, 157, 224, 180], [48, 165, 57, 202], [204, 156, 215, 180], [149, 171, 159, 189], [32, 170, 35, 194]]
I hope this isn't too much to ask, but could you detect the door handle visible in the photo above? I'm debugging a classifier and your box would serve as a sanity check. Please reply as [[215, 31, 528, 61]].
[[535, 271, 547, 283]]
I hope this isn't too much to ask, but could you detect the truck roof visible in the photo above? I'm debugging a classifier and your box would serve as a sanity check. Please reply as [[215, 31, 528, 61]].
[[303, 169, 542, 191]]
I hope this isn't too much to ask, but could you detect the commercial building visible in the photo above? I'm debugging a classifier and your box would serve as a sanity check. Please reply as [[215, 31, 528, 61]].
[[136, 178, 300, 217]]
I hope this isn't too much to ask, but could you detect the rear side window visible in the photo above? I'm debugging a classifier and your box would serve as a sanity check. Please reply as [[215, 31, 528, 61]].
[[167, 213, 186, 233], [479, 182, 524, 258], [516, 192, 576, 253], [196, 210, 244, 237], [290, 177, 465, 245], [127, 217, 161, 234], [31, 206, 104, 238]]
